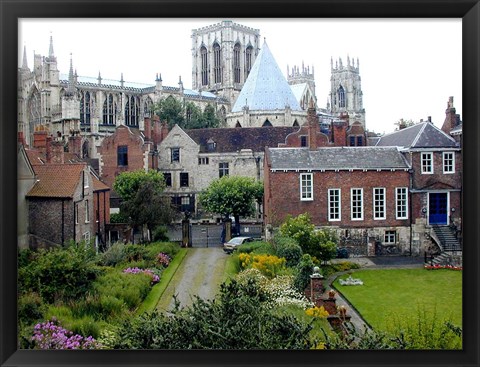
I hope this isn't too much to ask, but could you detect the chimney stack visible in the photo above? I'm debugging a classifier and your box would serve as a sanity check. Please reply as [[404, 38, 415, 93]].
[[46, 136, 64, 164]]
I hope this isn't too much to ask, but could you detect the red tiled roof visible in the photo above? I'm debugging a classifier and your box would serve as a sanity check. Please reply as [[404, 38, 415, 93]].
[[91, 174, 110, 192], [26, 163, 86, 198]]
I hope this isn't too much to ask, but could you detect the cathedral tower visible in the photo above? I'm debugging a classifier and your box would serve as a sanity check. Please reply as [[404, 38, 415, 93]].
[[191, 20, 261, 108], [329, 56, 365, 128]]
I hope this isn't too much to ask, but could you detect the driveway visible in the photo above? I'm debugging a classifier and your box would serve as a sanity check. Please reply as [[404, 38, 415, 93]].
[[156, 248, 229, 313]]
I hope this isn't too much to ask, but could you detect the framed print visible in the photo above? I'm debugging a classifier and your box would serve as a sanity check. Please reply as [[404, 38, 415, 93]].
[[1, 1, 479, 366]]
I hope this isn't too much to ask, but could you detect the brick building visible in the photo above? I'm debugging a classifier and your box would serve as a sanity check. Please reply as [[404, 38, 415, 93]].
[[21, 132, 111, 249]]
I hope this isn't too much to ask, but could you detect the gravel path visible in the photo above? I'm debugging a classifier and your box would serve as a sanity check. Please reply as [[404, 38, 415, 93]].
[[156, 248, 228, 313]]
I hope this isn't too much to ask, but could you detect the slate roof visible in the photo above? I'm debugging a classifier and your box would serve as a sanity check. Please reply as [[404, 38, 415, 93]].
[[186, 126, 299, 153], [26, 163, 86, 198], [231, 42, 302, 113], [375, 122, 458, 149], [267, 146, 410, 171]]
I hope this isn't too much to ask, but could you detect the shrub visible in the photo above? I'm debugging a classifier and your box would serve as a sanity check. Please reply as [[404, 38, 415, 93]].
[[305, 306, 329, 318], [293, 254, 315, 292], [152, 225, 169, 242], [101, 242, 126, 267], [123, 244, 149, 263], [18, 243, 101, 303], [238, 253, 286, 278], [109, 212, 129, 224], [18, 292, 45, 326], [274, 236, 303, 267]]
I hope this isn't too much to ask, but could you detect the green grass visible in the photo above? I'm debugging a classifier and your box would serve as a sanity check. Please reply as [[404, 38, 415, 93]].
[[136, 248, 188, 315], [333, 268, 462, 331], [222, 253, 240, 283]]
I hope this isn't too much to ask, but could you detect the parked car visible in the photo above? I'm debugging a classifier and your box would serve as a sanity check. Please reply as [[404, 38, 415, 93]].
[[223, 236, 254, 253]]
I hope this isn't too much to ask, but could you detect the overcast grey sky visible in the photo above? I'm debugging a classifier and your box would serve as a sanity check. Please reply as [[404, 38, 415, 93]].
[[19, 18, 462, 134]]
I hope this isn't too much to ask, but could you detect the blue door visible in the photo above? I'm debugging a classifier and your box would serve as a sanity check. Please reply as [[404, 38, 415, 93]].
[[429, 193, 448, 225]]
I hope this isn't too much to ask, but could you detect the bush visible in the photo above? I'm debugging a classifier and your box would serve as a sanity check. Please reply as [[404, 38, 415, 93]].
[[18, 243, 101, 303], [101, 242, 126, 267], [274, 236, 303, 267], [109, 212, 128, 224], [293, 254, 315, 293], [18, 292, 45, 326], [238, 253, 286, 278], [152, 225, 169, 242]]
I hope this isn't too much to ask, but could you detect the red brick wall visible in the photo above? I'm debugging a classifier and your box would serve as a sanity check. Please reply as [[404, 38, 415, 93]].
[[410, 151, 462, 190], [93, 189, 110, 245], [265, 169, 410, 227], [98, 126, 147, 188]]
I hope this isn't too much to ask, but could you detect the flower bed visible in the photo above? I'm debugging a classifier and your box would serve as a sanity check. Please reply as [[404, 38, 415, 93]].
[[123, 267, 160, 284], [424, 264, 462, 271]]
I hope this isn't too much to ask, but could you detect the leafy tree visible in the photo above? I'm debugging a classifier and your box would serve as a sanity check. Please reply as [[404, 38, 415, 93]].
[[201, 104, 220, 128], [279, 213, 337, 263], [113, 170, 176, 241], [199, 176, 263, 235], [184, 101, 204, 129], [154, 96, 185, 129]]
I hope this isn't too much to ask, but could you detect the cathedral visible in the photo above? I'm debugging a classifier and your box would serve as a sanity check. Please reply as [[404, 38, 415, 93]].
[[17, 20, 367, 161]]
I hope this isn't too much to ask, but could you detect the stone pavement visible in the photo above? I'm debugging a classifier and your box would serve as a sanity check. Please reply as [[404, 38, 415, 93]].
[[325, 256, 425, 334]]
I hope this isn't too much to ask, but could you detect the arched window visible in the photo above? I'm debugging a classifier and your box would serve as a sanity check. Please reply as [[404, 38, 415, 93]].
[[201, 46, 208, 86], [233, 43, 241, 84], [293, 120, 299, 127], [80, 92, 91, 125], [125, 95, 139, 127], [338, 85, 346, 108], [262, 119, 272, 127], [213, 43, 222, 84], [103, 94, 116, 125], [245, 46, 253, 79], [235, 121, 242, 128]]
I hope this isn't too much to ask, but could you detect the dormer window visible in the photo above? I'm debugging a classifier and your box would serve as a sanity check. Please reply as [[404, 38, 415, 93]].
[[207, 138, 216, 152]]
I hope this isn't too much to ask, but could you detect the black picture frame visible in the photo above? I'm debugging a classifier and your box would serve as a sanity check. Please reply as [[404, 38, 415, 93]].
[[1, 1, 479, 366]]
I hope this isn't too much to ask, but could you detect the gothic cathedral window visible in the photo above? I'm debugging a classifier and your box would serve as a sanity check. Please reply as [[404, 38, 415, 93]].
[[234, 43, 241, 84], [338, 86, 346, 108], [246, 46, 253, 79], [80, 92, 91, 125], [213, 43, 222, 84], [201, 46, 208, 86]]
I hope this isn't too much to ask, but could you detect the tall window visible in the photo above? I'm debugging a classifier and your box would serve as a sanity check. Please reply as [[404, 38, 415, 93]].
[[443, 152, 455, 173], [300, 173, 313, 201], [219, 162, 229, 178], [245, 46, 253, 78], [213, 43, 222, 84], [103, 94, 116, 125], [373, 188, 386, 220], [198, 157, 209, 165], [117, 145, 128, 166], [80, 92, 91, 125], [338, 86, 345, 108], [300, 136, 308, 147], [351, 188, 363, 220], [421, 152, 433, 174], [125, 96, 139, 126], [328, 189, 341, 221], [200, 46, 208, 86], [171, 148, 180, 163], [143, 97, 153, 118], [234, 43, 241, 84], [164, 172, 172, 187], [180, 172, 189, 187], [396, 187, 408, 219], [85, 200, 90, 223]]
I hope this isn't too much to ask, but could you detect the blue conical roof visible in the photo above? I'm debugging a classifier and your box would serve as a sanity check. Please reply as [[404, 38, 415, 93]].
[[232, 42, 302, 113]]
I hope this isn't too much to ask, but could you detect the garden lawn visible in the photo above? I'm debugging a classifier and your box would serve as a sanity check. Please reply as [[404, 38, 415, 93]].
[[333, 269, 462, 331]]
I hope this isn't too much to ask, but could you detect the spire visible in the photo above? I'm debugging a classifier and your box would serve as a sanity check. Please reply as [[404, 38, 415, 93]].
[[120, 73, 124, 87], [98, 71, 102, 85], [49, 34, 54, 58], [66, 54, 76, 95], [22, 45, 28, 69]]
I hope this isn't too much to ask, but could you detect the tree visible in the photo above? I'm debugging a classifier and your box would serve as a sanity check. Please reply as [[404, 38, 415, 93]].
[[113, 170, 176, 242], [201, 104, 220, 128], [199, 176, 263, 236], [154, 96, 185, 129], [279, 213, 337, 263]]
